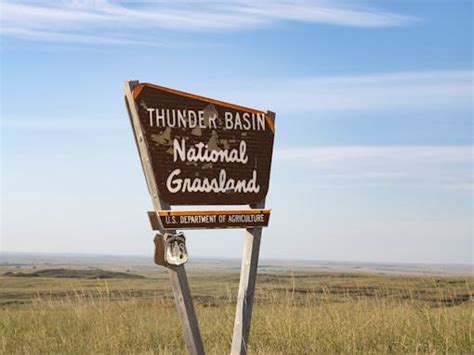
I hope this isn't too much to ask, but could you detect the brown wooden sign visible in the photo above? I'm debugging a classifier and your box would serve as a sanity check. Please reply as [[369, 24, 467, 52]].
[[130, 83, 275, 205], [125, 81, 275, 355], [148, 210, 271, 230]]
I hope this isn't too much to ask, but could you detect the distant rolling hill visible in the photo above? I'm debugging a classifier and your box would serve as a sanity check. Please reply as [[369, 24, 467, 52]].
[[3, 268, 146, 280]]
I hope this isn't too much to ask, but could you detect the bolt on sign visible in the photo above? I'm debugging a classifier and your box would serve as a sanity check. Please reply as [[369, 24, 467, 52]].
[[125, 80, 275, 355]]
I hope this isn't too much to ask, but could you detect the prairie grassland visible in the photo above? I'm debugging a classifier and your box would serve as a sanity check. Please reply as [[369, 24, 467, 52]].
[[0, 271, 472, 354]]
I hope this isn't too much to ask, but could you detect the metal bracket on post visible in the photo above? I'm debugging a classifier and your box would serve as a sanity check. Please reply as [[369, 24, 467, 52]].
[[125, 80, 204, 355]]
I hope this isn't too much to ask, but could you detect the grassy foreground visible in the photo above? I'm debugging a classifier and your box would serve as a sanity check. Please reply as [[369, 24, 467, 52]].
[[0, 271, 472, 354]]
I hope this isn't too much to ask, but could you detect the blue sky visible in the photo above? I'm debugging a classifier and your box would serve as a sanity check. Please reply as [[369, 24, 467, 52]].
[[1, 0, 472, 264]]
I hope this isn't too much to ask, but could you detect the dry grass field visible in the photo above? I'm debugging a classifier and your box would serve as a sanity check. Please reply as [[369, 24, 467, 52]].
[[0, 264, 472, 354]]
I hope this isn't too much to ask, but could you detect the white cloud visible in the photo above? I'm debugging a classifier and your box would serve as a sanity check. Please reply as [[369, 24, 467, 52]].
[[3, 70, 472, 132], [230, 1, 416, 27], [275, 145, 473, 189], [223, 70, 473, 112], [0, 0, 418, 45], [277, 145, 472, 163]]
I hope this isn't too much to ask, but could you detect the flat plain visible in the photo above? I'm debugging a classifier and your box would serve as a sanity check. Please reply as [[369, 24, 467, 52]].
[[0, 253, 472, 354]]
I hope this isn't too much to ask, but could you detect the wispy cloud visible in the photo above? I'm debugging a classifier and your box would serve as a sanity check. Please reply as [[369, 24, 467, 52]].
[[223, 70, 473, 112], [3, 70, 472, 132], [0, 0, 418, 45], [1, 116, 125, 131], [275, 145, 473, 189], [277, 145, 471, 163], [229, 1, 416, 27], [1, 28, 170, 47]]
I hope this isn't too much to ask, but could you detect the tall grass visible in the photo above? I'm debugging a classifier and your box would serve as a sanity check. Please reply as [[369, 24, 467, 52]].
[[0, 274, 472, 354]]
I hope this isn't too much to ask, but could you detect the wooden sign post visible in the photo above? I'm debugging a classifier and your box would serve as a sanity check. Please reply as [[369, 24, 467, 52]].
[[125, 80, 275, 355]]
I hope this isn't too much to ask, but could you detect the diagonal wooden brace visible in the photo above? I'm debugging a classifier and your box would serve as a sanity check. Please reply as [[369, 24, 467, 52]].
[[125, 80, 204, 355]]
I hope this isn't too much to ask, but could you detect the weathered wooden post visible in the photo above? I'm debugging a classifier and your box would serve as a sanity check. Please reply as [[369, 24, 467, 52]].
[[125, 81, 204, 355], [125, 81, 275, 354]]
